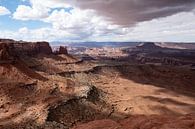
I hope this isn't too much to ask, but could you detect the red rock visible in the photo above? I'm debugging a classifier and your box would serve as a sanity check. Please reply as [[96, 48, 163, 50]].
[[36, 42, 52, 54], [0, 38, 15, 43], [0, 43, 10, 60], [72, 119, 123, 129], [0, 39, 53, 56], [72, 114, 195, 129], [54, 46, 68, 55], [59, 46, 68, 54]]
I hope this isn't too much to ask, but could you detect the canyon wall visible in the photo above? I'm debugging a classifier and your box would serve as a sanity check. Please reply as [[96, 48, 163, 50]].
[[0, 39, 52, 58]]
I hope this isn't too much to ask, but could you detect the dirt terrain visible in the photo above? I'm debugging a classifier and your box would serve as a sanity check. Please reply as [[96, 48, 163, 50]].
[[0, 39, 195, 129]]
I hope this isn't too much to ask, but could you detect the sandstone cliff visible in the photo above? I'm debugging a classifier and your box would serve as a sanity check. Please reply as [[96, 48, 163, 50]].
[[0, 39, 52, 57], [0, 43, 10, 60], [54, 46, 68, 55]]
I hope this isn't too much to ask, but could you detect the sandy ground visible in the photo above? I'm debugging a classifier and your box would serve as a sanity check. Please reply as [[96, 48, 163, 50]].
[[96, 76, 195, 116], [85, 65, 195, 117]]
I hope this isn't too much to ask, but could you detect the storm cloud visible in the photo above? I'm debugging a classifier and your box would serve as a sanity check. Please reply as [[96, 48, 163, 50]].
[[4, 0, 195, 42], [69, 0, 195, 26]]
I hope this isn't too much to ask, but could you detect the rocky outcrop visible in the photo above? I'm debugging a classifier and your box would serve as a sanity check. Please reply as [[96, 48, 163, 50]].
[[46, 86, 112, 128], [134, 54, 194, 66], [12, 42, 52, 55], [59, 46, 68, 54], [72, 119, 122, 129], [0, 39, 52, 56], [0, 43, 10, 60], [54, 46, 68, 55], [0, 39, 15, 43], [72, 114, 195, 129], [36, 42, 53, 54], [137, 42, 162, 50], [131, 43, 195, 66]]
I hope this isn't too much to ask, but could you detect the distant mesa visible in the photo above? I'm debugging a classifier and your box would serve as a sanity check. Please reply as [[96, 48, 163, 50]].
[[0, 38, 15, 43], [0, 39, 53, 60], [0, 39, 72, 65], [137, 42, 162, 49]]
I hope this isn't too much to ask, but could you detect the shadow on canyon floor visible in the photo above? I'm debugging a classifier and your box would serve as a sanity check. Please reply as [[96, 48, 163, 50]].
[[113, 64, 195, 98]]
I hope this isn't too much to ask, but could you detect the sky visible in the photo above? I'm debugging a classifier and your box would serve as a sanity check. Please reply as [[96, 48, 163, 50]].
[[0, 0, 195, 42]]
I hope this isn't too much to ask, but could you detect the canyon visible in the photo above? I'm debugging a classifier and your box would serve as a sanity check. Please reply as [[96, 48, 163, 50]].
[[0, 39, 195, 129]]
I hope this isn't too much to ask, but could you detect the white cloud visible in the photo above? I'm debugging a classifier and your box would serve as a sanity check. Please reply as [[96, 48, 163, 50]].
[[115, 12, 195, 42], [13, 0, 71, 20], [14, 0, 195, 26], [0, 27, 90, 42], [2, 11, 195, 42], [45, 8, 93, 29], [13, 4, 49, 20], [0, 6, 11, 16], [7, 0, 195, 42], [42, 7, 127, 40], [29, 0, 70, 9], [12, 0, 127, 41], [18, 27, 29, 34]]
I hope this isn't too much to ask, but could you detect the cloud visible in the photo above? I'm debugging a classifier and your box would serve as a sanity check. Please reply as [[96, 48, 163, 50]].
[[2, 11, 195, 42], [0, 27, 61, 41], [13, 0, 71, 20], [113, 12, 195, 42], [7, 0, 195, 42], [13, 0, 195, 25], [0, 6, 11, 16], [44, 8, 127, 40], [29, 0, 70, 9], [12, 0, 128, 41], [13, 5, 49, 20], [68, 0, 195, 26]]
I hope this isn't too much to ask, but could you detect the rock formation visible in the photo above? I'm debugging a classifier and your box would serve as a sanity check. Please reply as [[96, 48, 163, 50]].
[[73, 114, 195, 129], [131, 42, 195, 66], [137, 42, 162, 50], [0, 39, 52, 56], [13, 42, 52, 55], [59, 46, 68, 54], [1, 38, 195, 129], [135, 55, 182, 65], [0, 43, 10, 60], [0, 38, 15, 43], [35, 42, 53, 54], [54, 46, 68, 55]]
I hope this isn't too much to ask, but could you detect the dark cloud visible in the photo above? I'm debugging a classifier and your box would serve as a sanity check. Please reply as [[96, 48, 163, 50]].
[[70, 0, 195, 26]]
